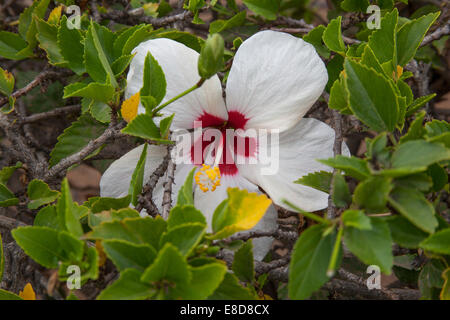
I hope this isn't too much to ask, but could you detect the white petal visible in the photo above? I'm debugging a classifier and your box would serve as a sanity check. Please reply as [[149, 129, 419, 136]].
[[226, 31, 328, 132], [100, 144, 167, 199], [237, 118, 350, 212], [126, 38, 228, 129], [194, 175, 277, 261]]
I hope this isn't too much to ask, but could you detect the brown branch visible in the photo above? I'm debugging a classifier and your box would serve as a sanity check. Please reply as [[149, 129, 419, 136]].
[[20, 105, 81, 124], [0, 215, 27, 229], [0, 69, 73, 108], [161, 156, 175, 219], [135, 149, 171, 215], [421, 22, 450, 47], [44, 121, 127, 182], [222, 229, 298, 243], [100, 9, 193, 28]]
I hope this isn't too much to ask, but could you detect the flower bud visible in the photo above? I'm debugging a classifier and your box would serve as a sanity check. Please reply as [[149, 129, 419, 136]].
[[198, 33, 225, 79]]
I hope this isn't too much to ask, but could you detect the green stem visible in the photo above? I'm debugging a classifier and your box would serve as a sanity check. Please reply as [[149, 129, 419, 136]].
[[327, 225, 344, 278], [388, 132, 397, 146], [282, 200, 330, 225], [153, 78, 205, 114]]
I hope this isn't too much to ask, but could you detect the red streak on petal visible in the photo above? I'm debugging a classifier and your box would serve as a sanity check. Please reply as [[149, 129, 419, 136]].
[[227, 110, 249, 130]]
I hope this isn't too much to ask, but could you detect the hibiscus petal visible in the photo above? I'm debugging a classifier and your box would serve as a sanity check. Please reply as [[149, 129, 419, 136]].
[[126, 38, 228, 129], [194, 175, 277, 261], [237, 118, 350, 212], [226, 31, 328, 132]]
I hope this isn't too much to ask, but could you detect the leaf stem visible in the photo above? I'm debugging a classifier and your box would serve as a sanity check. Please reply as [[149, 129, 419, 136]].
[[327, 225, 344, 278], [153, 78, 205, 114], [282, 200, 330, 225]]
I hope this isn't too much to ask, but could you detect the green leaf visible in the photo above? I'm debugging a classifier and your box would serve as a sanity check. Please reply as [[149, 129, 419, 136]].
[[167, 205, 206, 229], [18, 0, 50, 51], [289, 224, 338, 300], [304, 25, 330, 59], [342, 210, 372, 230], [0, 289, 23, 300], [88, 208, 140, 228], [12, 226, 65, 268], [420, 229, 450, 255], [419, 260, 445, 299], [97, 269, 155, 300], [388, 186, 437, 234], [232, 240, 254, 283], [427, 163, 447, 192], [56, 178, 84, 237], [0, 183, 19, 207], [208, 272, 257, 300], [170, 263, 227, 300], [88, 195, 131, 213], [111, 54, 133, 77], [102, 240, 157, 272], [294, 171, 332, 193], [397, 12, 440, 66], [399, 111, 426, 143], [34, 205, 60, 229], [141, 243, 191, 285], [177, 167, 196, 206], [121, 25, 154, 56], [243, 0, 278, 20], [113, 25, 148, 58], [122, 114, 171, 143], [211, 188, 272, 240], [49, 113, 107, 167], [368, 9, 398, 65], [0, 162, 22, 185], [319, 155, 370, 181], [89, 217, 167, 250], [387, 215, 428, 249], [344, 218, 393, 274], [160, 222, 206, 256], [361, 45, 385, 75], [341, 0, 370, 11], [0, 67, 15, 96], [84, 21, 117, 87], [344, 59, 399, 132], [406, 93, 436, 116], [322, 16, 345, 54], [63, 81, 115, 103], [128, 143, 148, 206], [59, 231, 84, 262], [209, 11, 246, 34], [27, 179, 60, 209], [85, 99, 111, 123], [58, 16, 85, 75], [35, 18, 66, 66], [328, 79, 349, 112], [353, 176, 392, 212], [0, 31, 32, 60], [391, 140, 450, 172], [394, 173, 432, 191], [332, 173, 351, 208], [140, 51, 166, 107]]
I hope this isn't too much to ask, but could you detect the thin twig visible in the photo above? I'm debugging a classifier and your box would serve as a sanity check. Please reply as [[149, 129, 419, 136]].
[[421, 22, 450, 47], [161, 156, 175, 219], [21, 105, 81, 124], [135, 149, 171, 215]]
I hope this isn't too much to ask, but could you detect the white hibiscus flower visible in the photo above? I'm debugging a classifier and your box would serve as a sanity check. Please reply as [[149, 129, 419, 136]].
[[100, 31, 349, 260]]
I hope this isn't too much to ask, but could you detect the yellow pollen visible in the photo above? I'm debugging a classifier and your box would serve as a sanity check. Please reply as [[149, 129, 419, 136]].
[[195, 164, 221, 192]]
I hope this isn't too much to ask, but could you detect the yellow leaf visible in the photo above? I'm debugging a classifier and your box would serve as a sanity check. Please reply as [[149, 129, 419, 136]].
[[121, 92, 140, 123], [47, 6, 63, 25], [211, 188, 272, 239], [441, 268, 450, 300], [19, 283, 36, 300]]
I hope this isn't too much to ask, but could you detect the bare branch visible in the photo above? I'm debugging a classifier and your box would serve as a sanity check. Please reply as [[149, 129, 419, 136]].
[[421, 22, 450, 47], [161, 157, 175, 219], [44, 121, 127, 182], [21, 105, 81, 124]]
